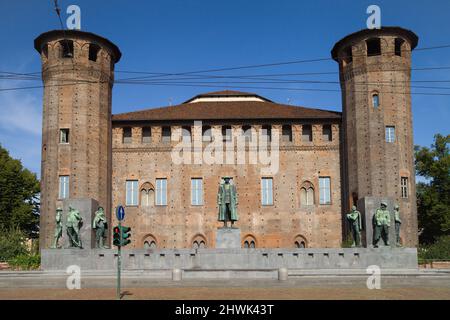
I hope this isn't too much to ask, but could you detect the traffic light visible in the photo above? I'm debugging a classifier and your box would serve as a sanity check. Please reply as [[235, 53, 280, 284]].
[[112, 225, 132, 247], [113, 226, 121, 247], [121, 226, 131, 246]]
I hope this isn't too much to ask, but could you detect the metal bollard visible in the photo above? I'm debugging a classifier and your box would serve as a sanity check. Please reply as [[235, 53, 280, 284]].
[[172, 268, 182, 281], [278, 268, 288, 281]]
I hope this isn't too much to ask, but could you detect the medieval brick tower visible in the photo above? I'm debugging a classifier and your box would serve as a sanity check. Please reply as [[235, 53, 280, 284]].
[[332, 27, 418, 246], [34, 30, 121, 248]]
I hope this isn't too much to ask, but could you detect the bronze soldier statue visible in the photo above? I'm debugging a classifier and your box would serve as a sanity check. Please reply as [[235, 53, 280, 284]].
[[394, 204, 402, 246], [51, 207, 63, 249], [217, 177, 238, 228], [66, 206, 83, 248], [92, 206, 108, 249], [373, 201, 391, 247], [346, 205, 362, 247]]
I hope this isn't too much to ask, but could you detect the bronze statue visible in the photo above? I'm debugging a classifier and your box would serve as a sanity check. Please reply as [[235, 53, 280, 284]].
[[66, 206, 83, 248], [217, 177, 238, 228], [373, 201, 391, 247], [51, 207, 63, 249], [346, 205, 362, 247], [394, 204, 402, 246], [92, 206, 108, 249]]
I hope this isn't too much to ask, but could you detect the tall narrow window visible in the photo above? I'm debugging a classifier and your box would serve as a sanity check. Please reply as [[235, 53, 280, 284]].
[[222, 125, 232, 142], [282, 125, 292, 142], [372, 94, 380, 108], [401, 177, 409, 198], [322, 125, 332, 142], [161, 126, 171, 143], [191, 178, 203, 206], [60, 129, 69, 144], [125, 180, 138, 206], [386, 126, 396, 143], [319, 177, 331, 205], [88, 43, 100, 61], [202, 126, 212, 142], [60, 40, 73, 58], [302, 125, 312, 142], [156, 178, 167, 206], [261, 125, 271, 142], [395, 38, 405, 57], [59, 176, 69, 199], [366, 38, 381, 56], [261, 177, 273, 206], [242, 125, 252, 142], [123, 127, 132, 144], [142, 127, 152, 143], [182, 126, 192, 142]]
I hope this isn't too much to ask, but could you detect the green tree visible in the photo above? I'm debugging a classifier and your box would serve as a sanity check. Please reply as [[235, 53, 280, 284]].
[[0, 144, 40, 237], [415, 134, 450, 244]]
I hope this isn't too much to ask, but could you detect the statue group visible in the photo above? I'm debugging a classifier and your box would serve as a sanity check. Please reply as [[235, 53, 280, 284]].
[[51, 206, 108, 249], [347, 201, 402, 248]]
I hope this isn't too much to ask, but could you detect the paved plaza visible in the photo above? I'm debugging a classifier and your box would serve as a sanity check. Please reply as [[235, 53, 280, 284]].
[[0, 270, 449, 300]]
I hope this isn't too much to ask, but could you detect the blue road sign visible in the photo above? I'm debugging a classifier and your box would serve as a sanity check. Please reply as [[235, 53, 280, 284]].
[[116, 205, 125, 221]]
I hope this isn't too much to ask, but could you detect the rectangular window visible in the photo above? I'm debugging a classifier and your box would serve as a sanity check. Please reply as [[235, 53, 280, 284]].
[[261, 177, 273, 206], [161, 126, 171, 143], [191, 178, 203, 206], [302, 125, 312, 142], [401, 177, 409, 198], [386, 126, 395, 143], [322, 125, 332, 142], [58, 175, 69, 199], [125, 180, 138, 206], [123, 127, 132, 144], [60, 129, 69, 144], [156, 178, 167, 206], [142, 127, 152, 143], [222, 126, 232, 142], [319, 177, 331, 205], [282, 125, 292, 142]]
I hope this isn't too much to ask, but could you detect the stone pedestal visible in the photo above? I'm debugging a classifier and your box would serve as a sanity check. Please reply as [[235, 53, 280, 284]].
[[62, 198, 99, 249], [216, 228, 241, 248], [357, 196, 396, 248]]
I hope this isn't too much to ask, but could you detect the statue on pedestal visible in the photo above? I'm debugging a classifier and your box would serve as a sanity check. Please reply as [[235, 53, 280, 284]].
[[346, 205, 362, 247], [373, 201, 391, 247], [93, 206, 108, 249], [217, 177, 238, 228], [50, 207, 63, 249], [66, 206, 83, 248], [394, 204, 402, 247]]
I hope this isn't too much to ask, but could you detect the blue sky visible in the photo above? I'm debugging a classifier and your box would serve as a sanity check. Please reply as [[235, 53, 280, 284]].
[[0, 0, 449, 176]]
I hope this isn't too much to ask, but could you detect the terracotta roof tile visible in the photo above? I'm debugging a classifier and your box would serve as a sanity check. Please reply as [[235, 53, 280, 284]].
[[112, 100, 341, 122]]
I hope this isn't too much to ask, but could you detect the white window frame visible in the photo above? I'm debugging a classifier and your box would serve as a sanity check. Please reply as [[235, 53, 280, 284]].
[[191, 178, 203, 206], [156, 178, 167, 206], [125, 180, 138, 206], [386, 126, 395, 143], [261, 177, 273, 206], [59, 175, 69, 199], [401, 177, 409, 198], [319, 177, 331, 205]]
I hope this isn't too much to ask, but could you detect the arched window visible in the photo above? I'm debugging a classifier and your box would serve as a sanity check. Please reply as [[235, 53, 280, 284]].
[[294, 235, 307, 248], [88, 43, 100, 62], [300, 181, 315, 206], [372, 93, 380, 108], [282, 125, 292, 142], [59, 40, 73, 58], [366, 38, 381, 56], [140, 182, 155, 207], [192, 234, 207, 249], [242, 235, 257, 248], [143, 235, 157, 249], [242, 125, 252, 142]]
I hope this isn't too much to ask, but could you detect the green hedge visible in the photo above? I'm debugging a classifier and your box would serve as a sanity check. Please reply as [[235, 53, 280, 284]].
[[418, 235, 450, 261], [0, 227, 28, 261], [8, 254, 40, 270]]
